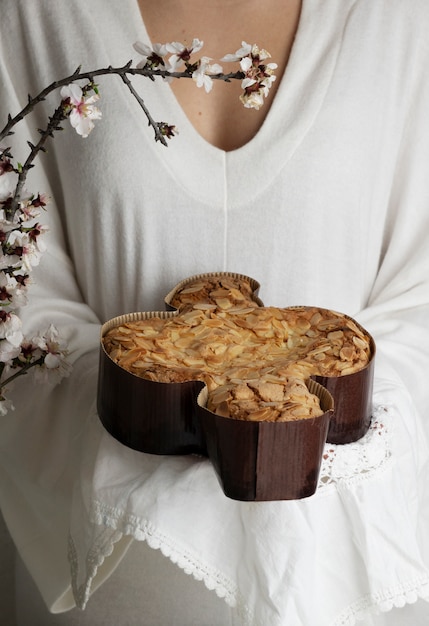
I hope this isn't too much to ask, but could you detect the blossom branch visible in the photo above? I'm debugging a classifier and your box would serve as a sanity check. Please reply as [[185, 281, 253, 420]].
[[0, 65, 243, 144], [0, 356, 44, 393], [7, 105, 67, 220], [0, 39, 276, 415], [117, 69, 169, 145]]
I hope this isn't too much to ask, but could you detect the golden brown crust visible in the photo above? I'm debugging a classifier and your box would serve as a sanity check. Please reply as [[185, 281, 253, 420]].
[[206, 377, 324, 422], [103, 300, 372, 423], [169, 276, 259, 311]]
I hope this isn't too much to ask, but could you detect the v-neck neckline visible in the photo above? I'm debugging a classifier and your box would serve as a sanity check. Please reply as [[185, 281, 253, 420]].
[[127, 0, 349, 206], [133, 0, 307, 155]]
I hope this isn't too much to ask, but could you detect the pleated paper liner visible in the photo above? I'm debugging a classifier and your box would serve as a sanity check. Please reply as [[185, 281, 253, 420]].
[[164, 271, 264, 311], [196, 380, 334, 501], [314, 335, 375, 444]]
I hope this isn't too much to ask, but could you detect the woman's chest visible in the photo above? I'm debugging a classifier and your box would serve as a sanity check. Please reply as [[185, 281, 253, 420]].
[[138, 0, 302, 151]]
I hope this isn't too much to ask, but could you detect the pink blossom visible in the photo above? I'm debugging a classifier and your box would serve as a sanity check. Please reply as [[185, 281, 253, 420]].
[[17, 201, 41, 222], [5, 229, 46, 271], [17, 194, 49, 223]]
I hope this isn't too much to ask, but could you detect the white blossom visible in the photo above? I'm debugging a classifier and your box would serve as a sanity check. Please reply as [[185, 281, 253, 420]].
[[221, 41, 277, 109], [0, 311, 23, 347], [0, 170, 18, 203], [0, 337, 21, 364], [0, 272, 27, 308], [240, 89, 266, 110], [166, 39, 204, 71], [0, 251, 20, 270], [192, 57, 223, 93], [133, 41, 169, 69], [0, 398, 14, 416], [0, 212, 18, 234], [32, 324, 70, 379], [221, 42, 252, 63], [60, 84, 102, 138]]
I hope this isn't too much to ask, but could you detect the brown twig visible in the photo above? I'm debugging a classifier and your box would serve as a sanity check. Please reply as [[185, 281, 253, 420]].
[[0, 63, 242, 141]]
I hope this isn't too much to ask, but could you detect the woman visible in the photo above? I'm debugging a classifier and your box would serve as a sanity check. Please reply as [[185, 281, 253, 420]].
[[1, 0, 429, 624]]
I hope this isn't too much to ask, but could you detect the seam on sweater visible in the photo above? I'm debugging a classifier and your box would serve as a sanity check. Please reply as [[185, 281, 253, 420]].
[[222, 151, 228, 271]]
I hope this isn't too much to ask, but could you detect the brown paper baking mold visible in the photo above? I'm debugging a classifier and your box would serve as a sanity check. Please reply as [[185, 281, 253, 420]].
[[97, 274, 376, 500], [196, 380, 333, 501]]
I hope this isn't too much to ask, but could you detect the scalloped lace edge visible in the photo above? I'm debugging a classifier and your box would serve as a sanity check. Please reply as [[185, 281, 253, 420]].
[[332, 577, 429, 625], [68, 404, 422, 624], [68, 526, 124, 612], [69, 522, 429, 625], [68, 522, 256, 623]]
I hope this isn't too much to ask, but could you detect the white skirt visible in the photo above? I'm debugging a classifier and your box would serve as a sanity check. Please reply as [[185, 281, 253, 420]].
[[15, 540, 429, 626]]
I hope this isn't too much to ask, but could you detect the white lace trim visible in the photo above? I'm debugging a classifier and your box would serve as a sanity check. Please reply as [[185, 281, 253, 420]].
[[332, 577, 429, 625], [69, 404, 429, 624], [317, 404, 392, 491], [69, 518, 255, 622], [68, 526, 123, 611]]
